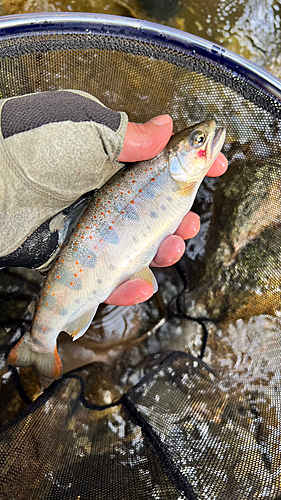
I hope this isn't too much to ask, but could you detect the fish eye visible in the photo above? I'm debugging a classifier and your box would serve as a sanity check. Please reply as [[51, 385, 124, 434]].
[[189, 130, 206, 148]]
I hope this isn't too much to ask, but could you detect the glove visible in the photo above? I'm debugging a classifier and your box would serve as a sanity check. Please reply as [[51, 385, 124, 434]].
[[0, 90, 128, 270]]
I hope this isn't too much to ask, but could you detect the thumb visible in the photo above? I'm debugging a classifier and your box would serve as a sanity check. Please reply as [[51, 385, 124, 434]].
[[118, 115, 173, 162]]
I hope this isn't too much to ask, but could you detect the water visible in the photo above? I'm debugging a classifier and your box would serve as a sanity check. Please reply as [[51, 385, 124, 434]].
[[1, 0, 280, 76]]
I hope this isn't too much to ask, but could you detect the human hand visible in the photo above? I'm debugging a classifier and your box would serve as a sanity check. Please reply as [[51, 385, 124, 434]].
[[105, 115, 228, 306]]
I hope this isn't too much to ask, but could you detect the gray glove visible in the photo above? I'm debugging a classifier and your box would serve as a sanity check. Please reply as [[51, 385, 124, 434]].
[[0, 89, 128, 270]]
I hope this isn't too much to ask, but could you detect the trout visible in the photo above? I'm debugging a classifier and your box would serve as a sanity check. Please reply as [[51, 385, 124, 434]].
[[7, 120, 226, 378]]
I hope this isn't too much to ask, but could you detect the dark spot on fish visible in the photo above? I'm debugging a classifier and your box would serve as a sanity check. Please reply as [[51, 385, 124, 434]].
[[97, 279, 102, 284], [142, 187, 155, 199], [167, 196, 172, 202], [161, 205, 166, 211], [68, 277, 82, 291], [121, 206, 140, 221], [102, 227, 120, 245], [109, 264, 115, 270], [150, 211, 158, 219], [75, 298, 81, 304], [59, 308, 69, 316], [75, 247, 97, 268], [133, 236, 139, 243]]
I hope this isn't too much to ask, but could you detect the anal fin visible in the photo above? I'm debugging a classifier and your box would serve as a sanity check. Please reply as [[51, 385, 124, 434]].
[[132, 267, 158, 293], [63, 305, 98, 341]]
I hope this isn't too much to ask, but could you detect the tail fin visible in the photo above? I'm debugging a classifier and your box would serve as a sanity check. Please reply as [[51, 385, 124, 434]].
[[7, 336, 62, 379]]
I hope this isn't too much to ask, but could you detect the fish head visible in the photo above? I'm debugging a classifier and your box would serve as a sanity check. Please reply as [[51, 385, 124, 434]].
[[167, 120, 226, 194]]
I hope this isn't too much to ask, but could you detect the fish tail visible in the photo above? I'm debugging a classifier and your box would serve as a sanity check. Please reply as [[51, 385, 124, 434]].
[[7, 336, 62, 379]]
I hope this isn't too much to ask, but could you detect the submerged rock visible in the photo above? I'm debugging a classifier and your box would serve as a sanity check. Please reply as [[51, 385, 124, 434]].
[[179, 153, 281, 324]]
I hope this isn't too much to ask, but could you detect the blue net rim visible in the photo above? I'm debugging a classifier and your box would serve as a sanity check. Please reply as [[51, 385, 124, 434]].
[[0, 12, 281, 102]]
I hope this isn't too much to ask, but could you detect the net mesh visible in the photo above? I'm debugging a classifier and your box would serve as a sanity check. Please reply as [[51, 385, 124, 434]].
[[0, 26, 281, 500]]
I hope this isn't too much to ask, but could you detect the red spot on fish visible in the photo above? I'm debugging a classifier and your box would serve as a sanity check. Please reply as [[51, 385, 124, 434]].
[[81, 236, 84, 239], [151, 178, 155, 181], [120, 192, 123, 195], [108, 201, 111, 204], [44, 293, 46, 296], [57, 276, 60, 279], [76, 261, 79, 265], [70, 282, 74, 285], [150, 167, 153, 170], [86, 226, 89, 229], [46, 303, 48, 306], [96, 204, 99, 207], [115, 196, 117, 199], [48, 286, 50, 288], [88, 256, 91, 259], [42, 326, 47, 332], [82, 218, 85, 221], [62, 260, 65, 263], [117, 184, 120, 187], [132, 180, 136, 183], [74, 234, 77, 237], [110, 189, 113, 192], [52, 293, 55, 296], [74, 248, 77, 251], [98, 199, 101, 202], [35, 316, 38, 320], [198, 149, 206, 157], [78, 224, 80, 227], [121, 211, 124, 214], [94, 216, 97, 219], [145, 169, 148, 172], [74, 274, 77, 277], [90, 236, 93, 239], [101, 212, 104, 215], [131, 200, 135, 204], [56, 260, 58, 263], [94, 224, 98, 227], [108, 210, 111, 214], [79, 269, 82, 273], [127, 191, 131, 194], [94, 246, 98, 250], [109, 226, 112, 230], [100, 239, 103, 243], [139, 189, 142, 192], [131, 173, 133, 176], [112, 221, 115, 224]]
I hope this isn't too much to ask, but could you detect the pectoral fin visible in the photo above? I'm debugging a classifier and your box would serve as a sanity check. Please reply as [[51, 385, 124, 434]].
[[132, 267, 158, 293], [63, 305, 98, 341]]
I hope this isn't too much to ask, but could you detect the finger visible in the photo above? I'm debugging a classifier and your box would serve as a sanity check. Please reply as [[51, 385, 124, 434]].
[[118, 115, 173, 162], [174, 212, 200, 239], [206, 152, 228, 177], [105, 278, 154, 306], [150, 234, 185, 267]]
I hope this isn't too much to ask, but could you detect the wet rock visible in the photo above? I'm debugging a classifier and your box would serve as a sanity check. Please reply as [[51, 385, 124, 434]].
[[179, 154, 281, 324]]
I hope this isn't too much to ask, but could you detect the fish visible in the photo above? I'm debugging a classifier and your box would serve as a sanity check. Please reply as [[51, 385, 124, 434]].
[[7, 120, 226, 379]]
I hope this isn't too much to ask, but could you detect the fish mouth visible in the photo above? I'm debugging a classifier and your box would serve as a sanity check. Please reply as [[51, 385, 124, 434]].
[[206, 124, 226, 161]]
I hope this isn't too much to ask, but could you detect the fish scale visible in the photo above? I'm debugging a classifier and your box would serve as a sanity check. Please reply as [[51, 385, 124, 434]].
[[7, 120, 226, 378]]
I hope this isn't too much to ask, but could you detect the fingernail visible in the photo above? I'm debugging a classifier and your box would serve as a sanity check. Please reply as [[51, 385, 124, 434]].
[[150, 115, 171, 126]]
